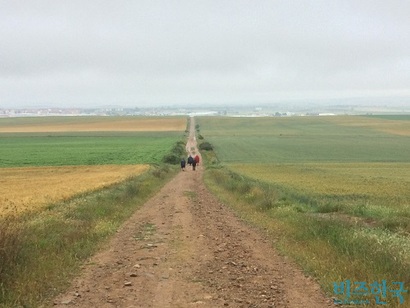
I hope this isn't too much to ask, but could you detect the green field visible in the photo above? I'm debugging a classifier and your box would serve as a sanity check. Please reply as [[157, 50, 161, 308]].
[[0, 131, 182, 167], [199, 115, 410, 306], [197, 115, 410, 163]]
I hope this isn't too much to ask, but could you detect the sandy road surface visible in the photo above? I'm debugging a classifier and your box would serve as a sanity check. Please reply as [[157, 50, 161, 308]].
[[52, 118, 334, 307]]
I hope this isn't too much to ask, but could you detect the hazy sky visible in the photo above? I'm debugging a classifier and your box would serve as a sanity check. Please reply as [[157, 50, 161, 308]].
[[1, 0, 409, 108]]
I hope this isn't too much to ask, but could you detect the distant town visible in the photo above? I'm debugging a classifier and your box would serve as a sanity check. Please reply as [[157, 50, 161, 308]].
[[1, 99, 410, 118]]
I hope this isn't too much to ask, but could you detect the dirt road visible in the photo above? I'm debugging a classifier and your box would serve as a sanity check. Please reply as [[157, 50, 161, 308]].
[[52, 118, 334, 307]]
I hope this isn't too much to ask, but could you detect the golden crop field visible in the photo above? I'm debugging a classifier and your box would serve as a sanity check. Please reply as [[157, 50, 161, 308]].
[[329, 116, 410, 136], [229, 162, 410, 206], [0, 117, 186, 132], [0, 165, 149, 217]]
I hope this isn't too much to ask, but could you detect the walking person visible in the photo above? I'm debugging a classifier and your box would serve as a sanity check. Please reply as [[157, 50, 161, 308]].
[[194, 154, 200, 166], [187, 155, 194, 166], [180, 158, 186, 171], [192, 158, 197, 171]]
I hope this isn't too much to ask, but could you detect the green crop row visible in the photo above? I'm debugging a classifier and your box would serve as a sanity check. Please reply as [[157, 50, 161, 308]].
[[0, 131, 183, 167]]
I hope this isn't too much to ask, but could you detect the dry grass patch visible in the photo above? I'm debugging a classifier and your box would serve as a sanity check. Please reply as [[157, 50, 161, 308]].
[[0, 117, 186, 132], [0, 165, 149, 216]]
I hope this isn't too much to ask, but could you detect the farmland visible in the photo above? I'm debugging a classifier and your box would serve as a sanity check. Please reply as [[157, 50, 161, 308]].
[[0, 132, 185, 167], [0, 116, 186, 132], [198, 115, 410, 305], [229, 162, 409, 209], [0, 116, 186, 167], [0, 116, 187, 307], [0, 165, 149, 217], [1, 114, 409, 306], [0, 117, 186, 213], [0, 116, 187, 215], [197, 115, 410, 163]]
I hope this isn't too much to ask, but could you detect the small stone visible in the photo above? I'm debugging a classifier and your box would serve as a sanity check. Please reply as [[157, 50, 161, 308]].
[[124, 281, 132, 286], [60, 299, 73, 305], [194, 300, 204, 304]]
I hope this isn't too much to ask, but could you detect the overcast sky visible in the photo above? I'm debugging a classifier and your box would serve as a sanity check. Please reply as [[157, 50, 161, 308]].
[[1, 0, 409, 108]]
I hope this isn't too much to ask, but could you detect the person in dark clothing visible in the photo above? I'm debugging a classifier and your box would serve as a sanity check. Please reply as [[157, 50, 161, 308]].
[[187, 155, 194, 166], [180, 158, 186, 171], [192, 159, 197, 171]]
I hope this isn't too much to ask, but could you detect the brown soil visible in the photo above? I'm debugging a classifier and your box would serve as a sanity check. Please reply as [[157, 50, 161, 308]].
[[52, 118, 335, 308]]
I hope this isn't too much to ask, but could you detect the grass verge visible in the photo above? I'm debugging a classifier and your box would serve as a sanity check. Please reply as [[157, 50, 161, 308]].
[[201, 150, 409, 307]]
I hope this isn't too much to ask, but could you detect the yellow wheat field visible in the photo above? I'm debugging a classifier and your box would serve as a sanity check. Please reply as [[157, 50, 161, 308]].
[[0, 165, 149, 217], [0, 117, 186, 133]]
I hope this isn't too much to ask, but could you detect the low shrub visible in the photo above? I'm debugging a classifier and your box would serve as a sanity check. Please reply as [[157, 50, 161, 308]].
[[162, 140, 186, 165], [162, 153, 180, 164], [199, 141, 213, 151]]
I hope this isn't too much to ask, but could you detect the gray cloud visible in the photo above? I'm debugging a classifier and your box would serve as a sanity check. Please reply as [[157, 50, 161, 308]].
[[0, 0, 409, 107]]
